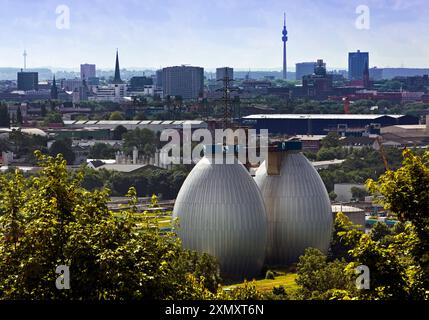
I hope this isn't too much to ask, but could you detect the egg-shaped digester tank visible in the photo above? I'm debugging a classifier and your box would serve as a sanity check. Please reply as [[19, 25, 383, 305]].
[[254, 141, 332, 266], [173, 146, 267, 280]]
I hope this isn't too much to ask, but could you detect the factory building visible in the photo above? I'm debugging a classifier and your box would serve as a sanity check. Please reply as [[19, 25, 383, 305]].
[[173, 146, 267, 279], [254, 141, 333, 266], [242, 114, 419, 135]]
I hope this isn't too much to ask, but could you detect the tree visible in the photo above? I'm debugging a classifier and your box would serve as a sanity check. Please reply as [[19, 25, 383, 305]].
[[134, 112, 146, 120], [343, 234, 409, 300], [329, 191, 337, 201], [0, 152, 221, 299], [88, 143, 117, 159], [367, 149, 429, 296], [0, 103, 10, 128], [112, 125, 128, 140], [123, 127, 156, 157], [370, 221, 391, 242], [109, 111, 124, 120], [49, 138, 75, 164], [295, 248, 352, 300], [328, 212, 363, 262], [44, 112, 63, 126], [321, 132, 342, 148], [351, 186, 369, 201]]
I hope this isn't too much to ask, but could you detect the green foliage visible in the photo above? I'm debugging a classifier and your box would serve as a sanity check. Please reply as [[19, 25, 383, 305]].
[[328, 212, 364, 262], [79, 165, 188, 199], [88, 143, 117, 159], [0, 152, 221, 300], [7, 129, 48, 163], [350, 186, 369, 200], [49, 138, 75, 164], [295, 248, 352, 300], [316, 146, 348, 161], [319, 146, 404, 192], [220, 281, 264, 300], [123, 127, 157, 157], [344, 234, 409, 300], [321, 132, 342, 148], [367, 149, 429, 296], [43, 112, 63, 126], [265, 270, 275, 280], [272, 285, 287, 297], [109, 111, 125, 120], [370, 221, 392, 242], [112, 125, 128, 140]]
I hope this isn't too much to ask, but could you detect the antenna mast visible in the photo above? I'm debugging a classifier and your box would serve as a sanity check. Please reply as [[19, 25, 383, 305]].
[[23, 50, 27, 70]]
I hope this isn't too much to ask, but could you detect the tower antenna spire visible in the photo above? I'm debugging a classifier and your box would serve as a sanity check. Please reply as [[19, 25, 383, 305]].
[[23, 49, 27, 70], [282, 13, 288, 80]]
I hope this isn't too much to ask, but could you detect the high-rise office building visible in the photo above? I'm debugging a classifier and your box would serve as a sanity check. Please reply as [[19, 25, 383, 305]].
[[216, 67, 234, 81], [17, 71, 38, 91], [80, 64, 96, 80], [295, 62, 316, 81], [61, 79, 83, 91], [348, 50, 369, 80], [155, 69, 163, 89], [162, 66, 204, 100]]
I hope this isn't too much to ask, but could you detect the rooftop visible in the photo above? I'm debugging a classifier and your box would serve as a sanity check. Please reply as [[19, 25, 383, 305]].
[[331, 205, 365, 213], [243, 114, 408, 120]]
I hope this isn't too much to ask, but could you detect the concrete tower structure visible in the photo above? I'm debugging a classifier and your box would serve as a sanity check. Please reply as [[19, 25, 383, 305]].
[[282, 13, 288, 80]]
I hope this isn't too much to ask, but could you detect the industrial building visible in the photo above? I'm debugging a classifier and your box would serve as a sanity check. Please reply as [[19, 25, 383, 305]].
[[254, 141, 333, 266], [242, 114, 419, 135], [380, 116, 429, 147], [173, 146, 267, 279], [63, 119, 207, 132]]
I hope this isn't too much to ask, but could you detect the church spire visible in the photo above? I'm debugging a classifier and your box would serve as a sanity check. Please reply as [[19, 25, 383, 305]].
[[51, 74, 58, 100], [113, 49, 122, 84]]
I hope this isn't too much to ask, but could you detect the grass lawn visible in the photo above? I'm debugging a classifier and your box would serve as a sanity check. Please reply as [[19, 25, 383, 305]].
[[224, 271, 299, 295]]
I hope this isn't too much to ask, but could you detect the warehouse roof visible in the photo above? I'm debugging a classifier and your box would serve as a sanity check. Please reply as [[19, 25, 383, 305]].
[[243, 114, 408, 120]]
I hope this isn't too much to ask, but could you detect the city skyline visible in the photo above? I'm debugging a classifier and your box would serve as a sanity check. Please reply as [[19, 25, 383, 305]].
[[0, 0, 428, 70]]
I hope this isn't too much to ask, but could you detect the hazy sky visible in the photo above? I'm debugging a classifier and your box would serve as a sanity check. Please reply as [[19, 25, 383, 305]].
[[0, 0, 428, 70]]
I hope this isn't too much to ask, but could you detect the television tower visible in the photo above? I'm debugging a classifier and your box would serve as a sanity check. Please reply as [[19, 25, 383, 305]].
[[282, 13, 288, 80], [23, 49, 27, 70]]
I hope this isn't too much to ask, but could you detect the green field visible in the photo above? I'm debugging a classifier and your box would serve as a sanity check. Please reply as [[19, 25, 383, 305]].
[[224, 272, 299, 295]]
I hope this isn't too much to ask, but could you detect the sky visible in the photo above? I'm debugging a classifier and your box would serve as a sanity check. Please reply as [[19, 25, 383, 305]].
[[0, 0, 428, 71]]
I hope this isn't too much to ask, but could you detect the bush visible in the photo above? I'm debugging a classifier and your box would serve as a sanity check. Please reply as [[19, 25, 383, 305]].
[[0, 152, 220, 300], [272, 285, 286, 296], [265, 270, 275, 280]]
